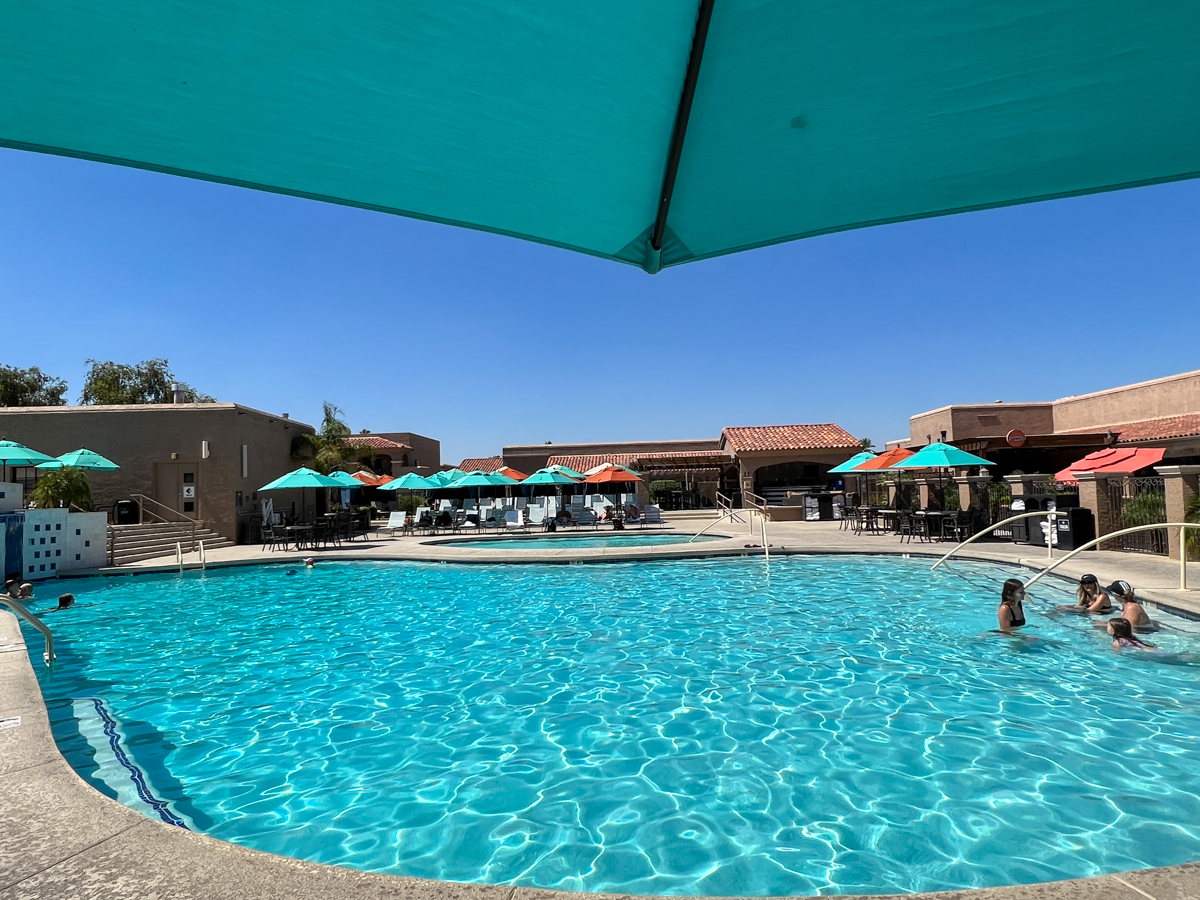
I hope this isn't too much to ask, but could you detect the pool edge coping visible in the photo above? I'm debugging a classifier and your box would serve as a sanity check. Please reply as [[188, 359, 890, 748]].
[[4, 550, 1200, 900]]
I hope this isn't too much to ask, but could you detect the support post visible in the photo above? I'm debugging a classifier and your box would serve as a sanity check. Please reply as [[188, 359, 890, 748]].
[[1155, 465, 1200, 561]]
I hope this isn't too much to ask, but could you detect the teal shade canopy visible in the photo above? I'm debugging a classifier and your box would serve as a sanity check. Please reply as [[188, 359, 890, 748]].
[[381, 472, 437, 491], [522, 468, 581, 486], [546, 465, 586, 480], [428, 468, 466, 486], [5, 2, 1198, 273], [892, 443, 994, 469], [828, 452, 877, 474], [259, 467, 343, 491], [0, 440, 56, 466], [325, 470, 363, 489], [35, 448, 121, 471], [447, 471, 518, 489]]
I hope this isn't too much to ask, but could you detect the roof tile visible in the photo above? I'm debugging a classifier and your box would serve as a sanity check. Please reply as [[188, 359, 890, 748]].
[[458, 456, 504, 472], [1063, 414, 1200, 443], [720, 424, 859, 453]]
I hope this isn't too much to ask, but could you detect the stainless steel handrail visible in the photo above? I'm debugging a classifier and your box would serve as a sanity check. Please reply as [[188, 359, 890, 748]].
[[1024, 522, 1200, 590], [688, 509, 768, 556], [0, 597, 55, 663], [930, 510, 1071, 570]]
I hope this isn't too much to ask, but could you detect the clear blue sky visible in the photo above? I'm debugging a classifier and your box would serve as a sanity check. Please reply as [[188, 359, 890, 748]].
[[1, 147, 1196, 465]]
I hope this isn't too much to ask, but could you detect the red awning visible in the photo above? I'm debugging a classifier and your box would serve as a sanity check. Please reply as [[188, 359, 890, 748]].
[[1054, 447, 1166, 485]]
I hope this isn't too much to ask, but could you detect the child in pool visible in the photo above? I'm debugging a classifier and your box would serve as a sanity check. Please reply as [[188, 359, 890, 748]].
[[1107, 617, 1155, 651]]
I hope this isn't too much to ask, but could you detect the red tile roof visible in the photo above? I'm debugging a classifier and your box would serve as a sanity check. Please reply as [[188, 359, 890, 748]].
[[348, 435, 412, 451], [1113, 415, 1200, 443], [720, 424, 859, 453], [458, 456, 504, 472]]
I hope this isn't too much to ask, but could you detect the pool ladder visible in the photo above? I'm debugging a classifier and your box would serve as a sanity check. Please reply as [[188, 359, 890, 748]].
[[689, 508, 770, 561]]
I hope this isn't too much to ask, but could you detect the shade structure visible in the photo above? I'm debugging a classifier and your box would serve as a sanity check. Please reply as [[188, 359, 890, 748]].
[[851, 448, 916, 472], [496, 466, 528, 482], [584, 464, 644, 485], [1054, 447, 1167, 486], [259, 467, 343, 491], [350, 471, 394, 487], [381, 472, 437, 492], [546, 465, 586, 481], [36, 448, 120, 471], [828, 451, 877, 474], [9, 3, 1199, 274], [428, 469, 466, 487], [891, 443, 994, 469], [446, 471, 519, 490], [521, 469, 581, 487], [0, 439, 57, 482]]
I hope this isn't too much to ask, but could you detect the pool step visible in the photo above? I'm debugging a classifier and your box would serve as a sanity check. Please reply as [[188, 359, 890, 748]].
[[107, 523, 235, 565]]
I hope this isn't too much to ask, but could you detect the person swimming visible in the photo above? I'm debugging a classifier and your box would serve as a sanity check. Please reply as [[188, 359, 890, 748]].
[[303, 557, 316, 568], [1074, 574, 1114, 613], [998, 578, 1027, 632], [45, 593, 74, 612], [1108, 617, 1155, 651]]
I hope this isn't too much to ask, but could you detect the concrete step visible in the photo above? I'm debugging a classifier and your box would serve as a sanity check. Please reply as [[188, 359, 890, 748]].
[[106, 523, 234, 565]]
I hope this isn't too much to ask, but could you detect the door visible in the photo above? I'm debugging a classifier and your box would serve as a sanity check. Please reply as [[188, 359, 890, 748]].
[[154, 462, 200, 517]]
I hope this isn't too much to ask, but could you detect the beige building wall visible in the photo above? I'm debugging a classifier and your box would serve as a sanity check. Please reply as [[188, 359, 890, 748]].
[[373, 432, 440, 470], [0, 404, 312, 542], [1052, 369, 1200, 432], [909, 403, 1053, 444]]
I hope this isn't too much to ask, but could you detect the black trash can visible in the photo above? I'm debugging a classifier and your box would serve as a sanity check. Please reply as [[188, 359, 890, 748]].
[[1055, 507, 1096, 551], [115, 499, 139, 525]]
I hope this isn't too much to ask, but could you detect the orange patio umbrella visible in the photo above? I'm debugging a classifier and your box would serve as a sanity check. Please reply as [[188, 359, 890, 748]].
[[350, 471, 395, 487], [851, 447, 916, 471], [497, 465, 528, 481]]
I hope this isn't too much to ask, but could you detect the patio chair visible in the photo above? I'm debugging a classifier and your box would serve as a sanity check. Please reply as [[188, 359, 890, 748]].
[[527, 506, 546, 528], [625, 505, 644, 528], [262, 524, 286, 551], [383, 511, 408, 538], [576, 508, 598, 528], [413, 507, 433, 534], [941, 511, 970, 543], [643, 505, 663, 527], [504, 509, 526, 533]]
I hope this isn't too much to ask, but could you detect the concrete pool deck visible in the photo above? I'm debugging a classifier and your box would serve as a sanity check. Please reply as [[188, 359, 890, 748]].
[[4, 515, 1200, 899]]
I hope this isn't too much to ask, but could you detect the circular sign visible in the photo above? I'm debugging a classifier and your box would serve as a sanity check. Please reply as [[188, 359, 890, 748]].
[[1006, 429, 1027, 448]]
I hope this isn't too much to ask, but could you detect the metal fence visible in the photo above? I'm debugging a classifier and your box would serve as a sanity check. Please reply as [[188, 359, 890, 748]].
[[985, 481, 1013, 536], [1108, 476, 1168, 555]]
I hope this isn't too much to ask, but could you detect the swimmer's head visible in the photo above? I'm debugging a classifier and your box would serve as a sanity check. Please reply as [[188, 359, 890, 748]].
[[57, 593, 75, 610], [17, 583, 33, 599], [303, 558, 316, 567], [1001, 579, 1025, 603], [1107, 580, 1133, 600], [1108, 617, 1133, 640]]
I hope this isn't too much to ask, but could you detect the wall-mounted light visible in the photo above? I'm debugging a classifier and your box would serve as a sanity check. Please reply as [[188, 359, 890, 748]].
[[202, 440, 210, 459]]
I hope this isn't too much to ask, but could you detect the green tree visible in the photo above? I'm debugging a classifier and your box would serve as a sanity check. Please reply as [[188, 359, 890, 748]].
[[859, 437, 874, 451], [0, 363, 68, 406], [28, 467, 92, 510], [79, 359, 214, 405], [290, 402, 374, 474]]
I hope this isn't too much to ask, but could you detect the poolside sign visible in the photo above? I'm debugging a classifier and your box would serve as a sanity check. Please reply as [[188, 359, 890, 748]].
[[1006, 430, 1027, 448]]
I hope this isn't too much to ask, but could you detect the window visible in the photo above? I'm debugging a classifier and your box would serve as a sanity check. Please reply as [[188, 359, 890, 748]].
[[55, 523, 61, 530], [183, 472, 195, 484], [55, 550, 61, 557], [50, 537, 55, 544], [75, 554, 80, 561], [76, 529, 81, 535], [34, 524, 40, 532], [84, 540, 90, 547], [50, 563, 56, 570], [39, 537, 45, 545], [33, 551, 39, 559]]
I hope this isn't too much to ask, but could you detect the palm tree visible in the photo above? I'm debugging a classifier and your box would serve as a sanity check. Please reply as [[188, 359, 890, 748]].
[[290, 402, 374, 474], [859, 437, 874, 451], [28, 467, 93, 510]]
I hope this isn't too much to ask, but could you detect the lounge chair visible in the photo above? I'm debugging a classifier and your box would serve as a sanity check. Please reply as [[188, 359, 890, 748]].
[[576, 508, 598, 528], [625, 505, 643, 528], [383, 511, 408, 537], [504, 509, 526, 533], [643, 505, 663, 527], [527, 506, 546, 528]]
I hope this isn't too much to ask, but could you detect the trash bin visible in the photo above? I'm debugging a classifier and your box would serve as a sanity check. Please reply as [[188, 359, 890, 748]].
[[114, 499, 139, 525], [1055, 507, 1096, 551]]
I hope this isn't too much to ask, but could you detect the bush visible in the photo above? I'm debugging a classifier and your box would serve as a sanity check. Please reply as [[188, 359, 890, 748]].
[[649, 480, 680, 502], [28, 467, 92, 510]]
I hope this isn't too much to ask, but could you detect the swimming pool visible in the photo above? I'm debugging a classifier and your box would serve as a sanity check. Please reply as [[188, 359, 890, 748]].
[[23, 556, 1200, 896], [437, 533, 728, 549]]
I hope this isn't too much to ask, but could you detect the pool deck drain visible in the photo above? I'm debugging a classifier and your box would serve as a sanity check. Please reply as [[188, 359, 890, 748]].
[[4, 517, 1200, 899]]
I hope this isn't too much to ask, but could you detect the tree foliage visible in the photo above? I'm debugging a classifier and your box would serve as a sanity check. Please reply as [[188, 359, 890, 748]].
[[859, 437, 875, 450], [1186, 492, 1200, 560], [28, 467, 93, 511], [0, 363, 68, 407], [290, 402, 374, 474], [79, 358, 214, 405]]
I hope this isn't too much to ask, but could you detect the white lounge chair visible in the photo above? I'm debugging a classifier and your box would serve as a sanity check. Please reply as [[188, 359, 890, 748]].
[[644, 505, 663, 527], [576, 508, 598, 528], [504, 509, 526, 533], [527, 506, 546, 527], [384, 511, 408, 537]]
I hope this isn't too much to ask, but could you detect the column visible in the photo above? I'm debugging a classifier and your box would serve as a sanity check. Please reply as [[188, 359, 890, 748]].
[[1075, 473, 1119, 550], [954, 476, 992, 512], [1155, 465, 1200, 560]]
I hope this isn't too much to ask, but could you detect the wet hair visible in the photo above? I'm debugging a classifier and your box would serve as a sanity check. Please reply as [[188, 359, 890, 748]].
[[57, 593, 75, 609], [1001, 579, 1025, 604], [1076, 579, 1100, 602], [1109, 617, 1149, 647]]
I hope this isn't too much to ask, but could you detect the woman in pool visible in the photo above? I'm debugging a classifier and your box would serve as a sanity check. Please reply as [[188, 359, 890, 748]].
[[1074, 574, 1114, 613], [998, 578, 1027, 632], [1108, 617, 1155, 651]]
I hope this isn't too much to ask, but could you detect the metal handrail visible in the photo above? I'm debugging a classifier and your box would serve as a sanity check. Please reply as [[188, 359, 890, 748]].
[[130, 493, 199, 551], [1024, 523, 1200, 591], [0, 597, 55, 663], [930, 510, 1071, 570], [714, 491, 747, 524], [688, 508, 766, 550], [199, 540, 206, 570], [744, 491, 768, 512]]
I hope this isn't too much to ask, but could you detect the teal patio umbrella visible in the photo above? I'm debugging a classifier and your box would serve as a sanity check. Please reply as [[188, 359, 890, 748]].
[[521, 467, 580, 510], [259, 467, 343, 523], [546, 464, 586, 480], [828, 452, 877, 474], [0, 440, 56, 483], [381, 471, 436, 514], [429, 468, 465, 486], [442, 470, 518, 519], [3, 4, 1198, 274], [36, 448, 121, 471], [891, 443, 994, 470]]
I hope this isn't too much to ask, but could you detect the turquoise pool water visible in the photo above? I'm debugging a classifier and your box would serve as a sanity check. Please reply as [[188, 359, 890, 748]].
[[439, 533, 727, 549], [23, 556, 1200, 896]]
